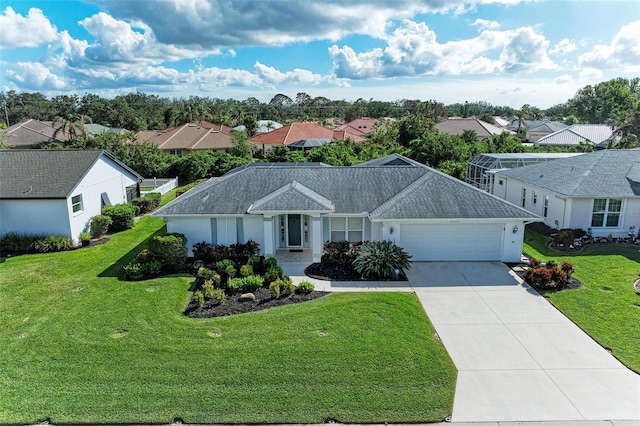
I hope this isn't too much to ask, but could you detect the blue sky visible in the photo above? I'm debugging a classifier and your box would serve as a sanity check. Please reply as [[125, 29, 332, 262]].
[[1, 0, 639, 108]]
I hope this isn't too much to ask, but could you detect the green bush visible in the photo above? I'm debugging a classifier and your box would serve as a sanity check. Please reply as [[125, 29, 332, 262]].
[[202, 280, 215, 298], [101, 204, 139, 232], [33, 235, 74, 253], [192, 290, 205, 307], [239, 264, 254, 277], [229, 240, 260, 263], [215, 259, 235, 271], [322, 240, 352, 266], [144, 192, 161, 206], [148, 233, 188, 271], [263, 256, 278, 269], [0, 232, 47, 254], [269, 281, 281, 299], [225, 264, 237, 279], [226, 277, 244, 293], [296, 281, 315, 294], [131, 197, 156, 214], [242, 275, 264, 292], [264, 265, 284, 284], [209, 288, 226, 304], [192, 241, 230, 263], [554, 228, 586, 246], [123, 260, 144, 280], [248, 255, 261, 266], [353, 240, 412, 279], [197, 267, 220, 286], [90, 215, 112, 237], [140, 259, 163, 275]]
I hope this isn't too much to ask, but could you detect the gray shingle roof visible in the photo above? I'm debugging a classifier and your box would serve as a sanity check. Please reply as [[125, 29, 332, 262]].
[[248, 181, 334, 213], [0, 149, 142, 199], [156, 157, 536, 220], [497, 149, 640, 197], [535, 124, 616, 147]]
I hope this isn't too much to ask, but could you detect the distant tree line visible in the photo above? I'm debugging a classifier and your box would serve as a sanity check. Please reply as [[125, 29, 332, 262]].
[[2, 77, 638, 137]]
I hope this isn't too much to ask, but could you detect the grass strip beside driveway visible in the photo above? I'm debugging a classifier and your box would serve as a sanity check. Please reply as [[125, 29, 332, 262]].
[[0, 217, 456, 424], [524, 229, 640, 373]]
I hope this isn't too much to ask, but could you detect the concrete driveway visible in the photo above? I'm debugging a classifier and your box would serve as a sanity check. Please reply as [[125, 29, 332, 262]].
[[407, 262, 640, 422]]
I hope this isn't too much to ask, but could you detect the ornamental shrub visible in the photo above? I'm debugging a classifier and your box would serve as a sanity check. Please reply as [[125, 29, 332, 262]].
[[0, 232, 47, 254], [561, 261, 575, 277], [123, 260, 144, 280], [263, 256, 278, 269], [224, 264, 237, 279], [33, 235, 74, 253], [523, 260, 572, 290], [209, 288, 226, 304], [198, 267, 220, 286], [193, 290, 205, 307], [239, 264, 254, 277], [90, 215, 112, 237], [144, 192, 161, 207], [202, 280, 215, 299], [353, 240, 412, 279], [229, 240, 260, 263], [296, 281, 315, 294], [242, 275, 264, 292], [148, 233, 188, 271], [131, 197, 155, 214], [264, 265, 284, 284], [101, 204, 139, 232], [215, 259, 235, 272], [321, 240, 351, 266], [226, 277, 244, 293], [269, 281, 281, 299]]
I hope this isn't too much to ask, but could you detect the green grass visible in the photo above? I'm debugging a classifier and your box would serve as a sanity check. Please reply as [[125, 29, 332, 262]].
[[524, 228, 640, 373], [0, 217, 456, 424]]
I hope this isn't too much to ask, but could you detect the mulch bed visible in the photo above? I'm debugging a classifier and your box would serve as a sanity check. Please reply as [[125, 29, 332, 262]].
[[184, 287, 330, 318], [304, 262, 407, 281]]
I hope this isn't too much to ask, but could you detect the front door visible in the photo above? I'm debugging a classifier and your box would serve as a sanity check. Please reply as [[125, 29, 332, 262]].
[[287, 214, 302, 246]]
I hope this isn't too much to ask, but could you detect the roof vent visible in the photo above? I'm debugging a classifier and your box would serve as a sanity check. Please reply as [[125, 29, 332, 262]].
[[22, 185, 33, 194]]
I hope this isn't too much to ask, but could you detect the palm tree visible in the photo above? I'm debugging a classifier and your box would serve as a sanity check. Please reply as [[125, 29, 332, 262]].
[[52, 113, 92, 141]]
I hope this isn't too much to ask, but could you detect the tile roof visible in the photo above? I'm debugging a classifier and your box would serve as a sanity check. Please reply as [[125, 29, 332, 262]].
[[435, 118, 514, 138], [497, 149, 640, 197], [155, 155, 536, 220], [0, 149, 142, 199], [248, 122, 335, 146], [135, 122, 233, 151], [336, 118, 385, 136], [527, 121, 567, 133], [5, 119, 68, 147], [535, 124, 616, 147]]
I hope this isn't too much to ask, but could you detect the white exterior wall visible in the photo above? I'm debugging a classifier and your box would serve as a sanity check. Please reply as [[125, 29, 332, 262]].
[[243, 216, 265, 253], [165, 217, 212, 255], [0, 199, 70, 237], [68, 156, 139, 243], [502, 220, 526, 262], [216, 218, 238, 246], [569, 198, 640, 238], [371, 221, 383, 241]]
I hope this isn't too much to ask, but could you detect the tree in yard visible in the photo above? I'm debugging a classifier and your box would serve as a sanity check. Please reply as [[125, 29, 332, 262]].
[[229, 130, 253, 159], [52, 113, 92, 141]]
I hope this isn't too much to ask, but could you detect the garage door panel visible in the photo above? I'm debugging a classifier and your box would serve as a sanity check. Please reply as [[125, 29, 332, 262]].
[[400, 223, 503, 261]]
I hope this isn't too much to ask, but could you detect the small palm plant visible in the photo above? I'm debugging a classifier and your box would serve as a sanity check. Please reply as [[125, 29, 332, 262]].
[[353, 240, 411, 279]]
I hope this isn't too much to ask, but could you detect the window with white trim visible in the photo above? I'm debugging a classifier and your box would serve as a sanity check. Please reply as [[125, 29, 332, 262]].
[[330, 217, 363, 242], [532, 191, 537, 205], [521, 187, 527, 208], [169, 149, 183, 157], [591, 198, 622, 227], [543, 196, 549, 217], [71, 194, 83, 213]]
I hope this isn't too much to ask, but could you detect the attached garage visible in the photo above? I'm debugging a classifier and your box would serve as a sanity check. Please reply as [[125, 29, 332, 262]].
[[399, 223, 504, 261]]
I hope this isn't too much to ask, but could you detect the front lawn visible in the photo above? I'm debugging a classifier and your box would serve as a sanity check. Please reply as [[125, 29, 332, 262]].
[[0, 217, 456, 424], [524, 228, 640, 373]]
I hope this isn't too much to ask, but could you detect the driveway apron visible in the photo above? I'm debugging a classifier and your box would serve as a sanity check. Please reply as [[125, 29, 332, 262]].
[[407, 262, 640, 422]]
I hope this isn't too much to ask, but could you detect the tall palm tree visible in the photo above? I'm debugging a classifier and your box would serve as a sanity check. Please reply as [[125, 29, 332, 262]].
[[52, 113, 92, 141]]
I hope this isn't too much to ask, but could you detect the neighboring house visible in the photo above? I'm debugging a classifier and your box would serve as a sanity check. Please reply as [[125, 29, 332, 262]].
[[335, 117, 385, 138], [248, 122, 366, 152], [466, 152, 584, 193], [0, 150, 142, 244], [135, 122, 234, 156], [234, 120, 283, 134], [154, 154, 538, 263], [435, 118, 515, 139], [492, 149, 640, 237], [4, 119, 69, 148], [5, 119, 126, 148], [525, 121, 568, 142], [535, 124, 618, 148]]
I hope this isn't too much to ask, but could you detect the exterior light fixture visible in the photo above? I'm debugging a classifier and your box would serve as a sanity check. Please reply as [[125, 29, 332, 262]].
[[512, 225, 518, 234]]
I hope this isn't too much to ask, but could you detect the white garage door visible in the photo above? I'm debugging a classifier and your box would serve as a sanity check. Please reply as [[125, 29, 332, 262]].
[[399, 223, 503, 261]]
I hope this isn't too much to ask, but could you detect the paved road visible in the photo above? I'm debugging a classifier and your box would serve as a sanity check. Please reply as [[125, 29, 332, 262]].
[[283, 261, 640, 423]]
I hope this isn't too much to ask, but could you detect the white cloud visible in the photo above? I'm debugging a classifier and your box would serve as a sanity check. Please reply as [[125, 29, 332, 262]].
[[578, 20, 640, 71], [253, 62, 322, 85], [550, 38, 577, 56], [472, 19, 501, 31], [5, 62, 69, 90], [330, 20, 556, 79], [0, 7, 58, 48], [554, 74, 573, 84]]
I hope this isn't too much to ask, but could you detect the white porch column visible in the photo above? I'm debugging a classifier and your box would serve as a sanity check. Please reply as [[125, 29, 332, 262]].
[[312, 215, 322, 262], [263, 216, 274, 257]]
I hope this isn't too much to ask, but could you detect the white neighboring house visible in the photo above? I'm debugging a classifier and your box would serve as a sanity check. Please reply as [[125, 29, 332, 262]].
[[534, 124, 619, 148], [0, 150, 142, 245], [492, 149, 640, 237], [154, 154, 539, 263]]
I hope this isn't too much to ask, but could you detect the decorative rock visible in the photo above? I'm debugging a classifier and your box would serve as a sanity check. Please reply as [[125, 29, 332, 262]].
[[239, 293, 255, 302]]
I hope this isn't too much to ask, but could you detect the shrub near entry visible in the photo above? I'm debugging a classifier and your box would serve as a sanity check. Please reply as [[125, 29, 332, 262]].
[[101, 204, 139, 232]]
